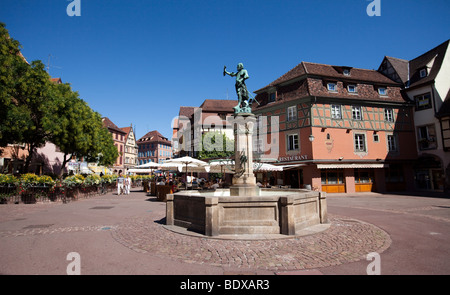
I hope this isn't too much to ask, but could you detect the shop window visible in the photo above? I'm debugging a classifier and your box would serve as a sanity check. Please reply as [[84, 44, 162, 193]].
[[355, 169, 373, 183], [321, 170, 344, 185]]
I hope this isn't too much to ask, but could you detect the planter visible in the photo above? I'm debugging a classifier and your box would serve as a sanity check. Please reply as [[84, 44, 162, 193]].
[[0, 184, 17, 204], [21, 193, 37, 204]]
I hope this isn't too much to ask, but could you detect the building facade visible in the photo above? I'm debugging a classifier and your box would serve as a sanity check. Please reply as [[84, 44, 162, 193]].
[[173, 99, 236, 158], [253, 62, 417, 193], [137, 130, 172, 164], [379, 40, 450, 192], [102, 117, 126, 172], [120, 125, 138, 170]]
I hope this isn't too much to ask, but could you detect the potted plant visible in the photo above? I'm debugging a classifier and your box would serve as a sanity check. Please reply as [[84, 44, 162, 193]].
[[19, 174, 39, 204]]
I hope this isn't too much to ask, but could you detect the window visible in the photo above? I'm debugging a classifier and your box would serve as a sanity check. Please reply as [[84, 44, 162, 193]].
[[373, 134, 379, 142], [287, 106, 297, 121], [385, 108, 394, 122], [347, 85, 357, 93], [420, 68, 427, 78], [385, 164, 404, 183], [354, 134, 366, 152], [327, 83, 337, 92], [354, 169, 373, 184], [352, 106, 363, 120], [387, 135, 397, 152], [343, 69, 350, 76], [417, 124, 437, 150], [378, 88, 387, 96], [269, 92, 276, 103], [331, 105, 342, 119], [415, 93, 432, 110], [321, 170, 344, 185], [287, 134, 299, 151]]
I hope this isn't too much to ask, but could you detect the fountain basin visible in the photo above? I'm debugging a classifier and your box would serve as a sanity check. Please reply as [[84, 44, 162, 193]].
[[166, 188, 328, 236]]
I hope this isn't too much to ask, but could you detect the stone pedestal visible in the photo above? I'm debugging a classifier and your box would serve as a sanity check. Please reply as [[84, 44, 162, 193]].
[[230, 113, 260, 196]]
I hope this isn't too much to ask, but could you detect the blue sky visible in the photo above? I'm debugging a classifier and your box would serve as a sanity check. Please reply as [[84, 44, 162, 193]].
[[1, 0, 449, 140]]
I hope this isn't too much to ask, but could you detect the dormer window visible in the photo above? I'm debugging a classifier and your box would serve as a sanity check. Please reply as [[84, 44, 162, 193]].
[[327, 83, 337, 92], [347, 85, 357, 93], [420, 68, 427, 78], [343, 69, 350, 76], [378, 87, 387, 96], [269, 92, 276, 103]]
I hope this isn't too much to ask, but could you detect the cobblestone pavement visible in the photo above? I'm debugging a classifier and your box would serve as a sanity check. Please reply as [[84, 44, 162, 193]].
[[0, 190, 449, 275], [111, 214, 391, 271]]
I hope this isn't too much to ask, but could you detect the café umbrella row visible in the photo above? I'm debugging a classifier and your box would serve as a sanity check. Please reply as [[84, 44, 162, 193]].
[[128, 156, 283, 175]]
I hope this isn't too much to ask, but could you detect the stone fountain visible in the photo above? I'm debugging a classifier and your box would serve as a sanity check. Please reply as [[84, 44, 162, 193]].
[[165, 63, 328, 237]]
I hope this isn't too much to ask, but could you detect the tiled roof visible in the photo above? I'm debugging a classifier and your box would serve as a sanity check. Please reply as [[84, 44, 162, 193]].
[[386, 57, 409, 84], [120, 126, 132, 136], [408, 40, 449, 89], [255, 61, 398, 93], [178, 106, 195, 119], [138, 130, 171, 145], [102, 117, 126, 134], [199, 99, 236, 112], [50, 78, 62, 84], [378, 56, 409, 84]]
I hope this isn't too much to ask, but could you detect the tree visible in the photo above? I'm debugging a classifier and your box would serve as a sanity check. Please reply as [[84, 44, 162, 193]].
[[1, 23, 54, 170], [1, 22, 118, 175], [0, 22, 29, 150], [44, 82, 118, 177], [198, 131, 234, 160]]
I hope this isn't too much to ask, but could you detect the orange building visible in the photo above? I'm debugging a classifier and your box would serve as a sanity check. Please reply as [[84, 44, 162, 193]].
[[253, 62, 417, 193], [102, 117, 126, 172]]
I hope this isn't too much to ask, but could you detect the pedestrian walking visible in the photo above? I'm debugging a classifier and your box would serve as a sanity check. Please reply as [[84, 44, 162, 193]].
[[125, 175, 131, 195], [117, 171, 124, 195]]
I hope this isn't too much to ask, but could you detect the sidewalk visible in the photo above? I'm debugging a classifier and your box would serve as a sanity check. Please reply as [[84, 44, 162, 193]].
[[0, 189, 449, 275]]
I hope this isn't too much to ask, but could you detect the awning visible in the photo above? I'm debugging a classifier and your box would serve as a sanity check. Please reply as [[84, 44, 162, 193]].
[[128, 169, 154, 173], [282, 164, 307, 170], [316, 163, 388, 169]]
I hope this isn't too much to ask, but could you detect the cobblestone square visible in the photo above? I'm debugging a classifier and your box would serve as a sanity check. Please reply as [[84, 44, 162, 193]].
[[0, 190, 448, 275]]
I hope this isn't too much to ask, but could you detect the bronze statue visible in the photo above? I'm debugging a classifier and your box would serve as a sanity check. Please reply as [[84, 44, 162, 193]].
[[223, 63, 254, 114]]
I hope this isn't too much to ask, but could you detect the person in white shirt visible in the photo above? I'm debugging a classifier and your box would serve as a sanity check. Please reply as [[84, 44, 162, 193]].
[[117, 171, 124, 195], [124, 175, 131, 195]]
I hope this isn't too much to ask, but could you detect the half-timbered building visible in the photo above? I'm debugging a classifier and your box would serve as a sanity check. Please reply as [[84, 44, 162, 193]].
[[253, 62, 417, 193]]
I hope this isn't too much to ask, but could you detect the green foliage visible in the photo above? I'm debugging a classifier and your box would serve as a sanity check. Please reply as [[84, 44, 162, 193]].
[[198, 131, 234, 160], [84, 174, 102, 186], [0, 23, 118, 172], [62, 174, 85, 187], [0, 174, 17, 185]]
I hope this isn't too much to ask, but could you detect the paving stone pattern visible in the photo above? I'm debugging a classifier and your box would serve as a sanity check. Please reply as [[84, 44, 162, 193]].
[[111, 215, 391, 271]]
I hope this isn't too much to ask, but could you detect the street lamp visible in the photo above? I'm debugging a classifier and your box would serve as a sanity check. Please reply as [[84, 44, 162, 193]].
[[309, 134, 315, 142]]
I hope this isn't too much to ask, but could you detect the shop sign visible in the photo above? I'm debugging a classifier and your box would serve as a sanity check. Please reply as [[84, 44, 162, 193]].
[[278, 154, 308, 162]]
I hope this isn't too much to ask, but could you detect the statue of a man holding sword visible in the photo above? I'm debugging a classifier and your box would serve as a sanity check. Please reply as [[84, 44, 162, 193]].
[[223, 63, 257, 114]]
